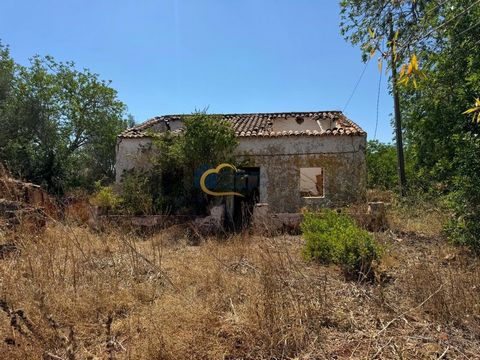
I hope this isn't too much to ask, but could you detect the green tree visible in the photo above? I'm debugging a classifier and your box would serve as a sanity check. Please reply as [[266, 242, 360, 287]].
[[0, 43, 130, 193], [181, 112, 238, 171], [119, 111, 238, 215], [340, 0, 422, 194], [366, 140, 398, 190], [397, 0, 480, 249], [339, 0, 464, 66], [400, 0, 480, 186], [0, 43, 15, 105], [341, 1, 480, 249], [366, 140, 418, 191], [340, 0, 432, 63], [339, 0, 467, 194], [445, 134, 480, 251], [340, 0, 480, 179]]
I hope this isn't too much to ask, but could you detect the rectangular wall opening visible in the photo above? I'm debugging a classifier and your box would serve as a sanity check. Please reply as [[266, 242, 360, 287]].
[[233, 167, 260, 229], [300, 167, 324, 198]]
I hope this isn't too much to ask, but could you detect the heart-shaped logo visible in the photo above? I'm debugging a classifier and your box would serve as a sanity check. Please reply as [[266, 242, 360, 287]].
[[200, 163, 244, 197]]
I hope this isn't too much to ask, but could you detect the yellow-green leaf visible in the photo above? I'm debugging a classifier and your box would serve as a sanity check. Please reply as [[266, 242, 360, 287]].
[[407, 62, 413, 75], [398, 76, 409, 86], [463, 98, 480, 123], [411, 54, 419, 70], [368, 27, 376, 39], [463, 108, 477, 115]]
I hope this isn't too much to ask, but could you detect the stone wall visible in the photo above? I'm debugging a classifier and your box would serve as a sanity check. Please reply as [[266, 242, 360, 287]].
[[0, 177, 56, 216], [115, 137, 153, 182], [236, 135, 366, 213], [115, 134, 367, 213]]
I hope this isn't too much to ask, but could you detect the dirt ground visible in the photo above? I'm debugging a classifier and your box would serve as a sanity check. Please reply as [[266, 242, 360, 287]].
[[0, 208, 479, 359]]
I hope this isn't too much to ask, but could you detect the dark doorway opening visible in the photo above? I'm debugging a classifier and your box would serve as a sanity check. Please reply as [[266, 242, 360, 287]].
[[233, 167, 260, 231]]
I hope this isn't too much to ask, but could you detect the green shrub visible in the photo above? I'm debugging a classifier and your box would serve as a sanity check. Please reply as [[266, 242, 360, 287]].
[[301, 210, 382, 280], [91, 184, 121, 210], [366, 140, 398, 191], [120, 170, 153, 215], [117, 111, 239, 216], [444, 133, 480, 253], [366, 140, 425, 193]]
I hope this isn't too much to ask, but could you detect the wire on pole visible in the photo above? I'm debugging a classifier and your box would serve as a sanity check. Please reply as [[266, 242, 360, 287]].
[[343, 58, 371, 112]]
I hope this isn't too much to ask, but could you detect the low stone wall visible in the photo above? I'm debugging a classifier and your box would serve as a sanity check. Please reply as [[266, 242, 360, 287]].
[[252, 202, 388, 235], [0, 175, 55, 231], [0, 177, 56, 216], [252, 203, 303, 235], [91, 201, 388, 236], [0, 199, 47, 230], [94, 206, 226, 238], [91, 210, 198, 231]]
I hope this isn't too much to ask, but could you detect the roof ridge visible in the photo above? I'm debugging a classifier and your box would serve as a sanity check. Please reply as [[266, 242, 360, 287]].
[[119, 111, 366, 139]]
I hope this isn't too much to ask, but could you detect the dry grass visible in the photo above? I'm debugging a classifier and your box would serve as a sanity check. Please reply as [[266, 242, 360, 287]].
[[366, 189, 395, 203], [407, 260, 480, 329], [386, 200, 448, 238], [1, 209, 479, 359], [365, 189, 448, 237], [0, 224, 330, 359]]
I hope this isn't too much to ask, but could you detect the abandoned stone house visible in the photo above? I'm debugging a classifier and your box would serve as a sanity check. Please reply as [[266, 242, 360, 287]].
[[115, 111, 367, 213]]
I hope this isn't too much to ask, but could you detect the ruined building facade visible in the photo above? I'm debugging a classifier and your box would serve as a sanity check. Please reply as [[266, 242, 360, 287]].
[[115, 111, 367, 213]]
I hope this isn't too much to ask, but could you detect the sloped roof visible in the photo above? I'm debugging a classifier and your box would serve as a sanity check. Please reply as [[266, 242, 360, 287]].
[[119, 111, 366, 139]]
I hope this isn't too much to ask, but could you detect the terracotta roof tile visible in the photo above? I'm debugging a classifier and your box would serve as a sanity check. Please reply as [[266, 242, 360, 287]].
[[119, 111, 366, 139]]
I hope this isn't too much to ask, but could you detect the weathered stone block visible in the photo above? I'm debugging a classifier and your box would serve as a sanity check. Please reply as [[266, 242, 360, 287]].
[[366, 201, 387, 232], [191, 204, 226, 238], [252, 203, 303, 235]]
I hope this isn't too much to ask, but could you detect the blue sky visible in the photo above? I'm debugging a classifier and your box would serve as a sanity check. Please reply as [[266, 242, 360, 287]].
[[0, 0, 394, 142]]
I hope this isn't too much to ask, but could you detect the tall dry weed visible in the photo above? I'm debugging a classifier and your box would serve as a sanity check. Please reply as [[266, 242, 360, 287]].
[[387, 200, 448, 237], [0, 225, 329, 359], [406, 259, 480, 334]]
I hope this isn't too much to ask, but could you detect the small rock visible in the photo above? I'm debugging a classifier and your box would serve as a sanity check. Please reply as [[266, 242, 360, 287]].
[[444, 253, 456, 261], [438, 332, 449, 341], [422, 342, 442, 355]]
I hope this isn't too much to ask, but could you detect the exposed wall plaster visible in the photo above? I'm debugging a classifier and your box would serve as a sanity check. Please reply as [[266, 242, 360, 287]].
[[115, 134, 366, 213]]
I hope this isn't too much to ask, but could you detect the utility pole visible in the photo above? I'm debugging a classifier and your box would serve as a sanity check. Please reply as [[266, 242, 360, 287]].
[[389, 14, 407, 196]]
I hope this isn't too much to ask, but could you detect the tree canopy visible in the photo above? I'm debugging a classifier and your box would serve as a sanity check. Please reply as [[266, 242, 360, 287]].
[[0, 42, 132, 193], [340, 0, 480, 250], [115, 112, 239, 215]]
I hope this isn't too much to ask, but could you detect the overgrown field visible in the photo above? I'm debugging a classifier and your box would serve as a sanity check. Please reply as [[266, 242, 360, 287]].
[[1, 207, 479, 359]]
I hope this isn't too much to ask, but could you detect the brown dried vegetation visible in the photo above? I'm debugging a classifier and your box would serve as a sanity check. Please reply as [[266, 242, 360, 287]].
[[0, 205, 479, 359]]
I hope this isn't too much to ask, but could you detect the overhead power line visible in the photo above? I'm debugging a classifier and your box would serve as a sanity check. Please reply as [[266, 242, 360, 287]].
[[395, 0, 452, 51], [343, 58, 371, 112], [455, 18, 480, 38], [374, 62, 382, 140], [397, 0, 480, 53], [423, 0, 452, 17]]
